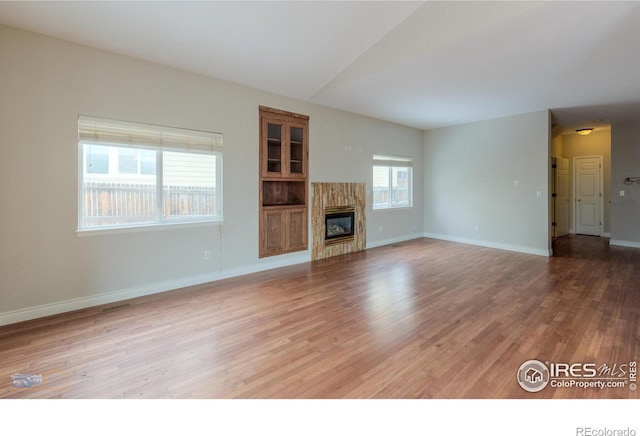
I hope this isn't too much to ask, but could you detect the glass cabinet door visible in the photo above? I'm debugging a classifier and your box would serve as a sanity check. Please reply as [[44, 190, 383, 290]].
[[289, 125, 304, 175], [266, 122, 283, 174]]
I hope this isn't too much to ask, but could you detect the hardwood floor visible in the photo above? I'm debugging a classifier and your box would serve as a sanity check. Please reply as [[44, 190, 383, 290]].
[[1, 236, 638, 399]]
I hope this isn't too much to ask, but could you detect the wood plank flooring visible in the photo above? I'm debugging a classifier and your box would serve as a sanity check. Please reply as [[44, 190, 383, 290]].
[[1, 236, 639, 398]]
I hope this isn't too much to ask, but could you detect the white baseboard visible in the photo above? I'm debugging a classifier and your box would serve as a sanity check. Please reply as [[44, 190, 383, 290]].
[[366, 234, 424, 249], [0, 251, 311, 327], [1, 233, 429, 326], [422, 233, 551, 257], [609, 239, 640, 248], [0, 232, 557, 327]]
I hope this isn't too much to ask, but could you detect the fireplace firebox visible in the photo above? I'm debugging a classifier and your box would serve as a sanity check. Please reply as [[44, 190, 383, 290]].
[[324, 205, 355, 244]]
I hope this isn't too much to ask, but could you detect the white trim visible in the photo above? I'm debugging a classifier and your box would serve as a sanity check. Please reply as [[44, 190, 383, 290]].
[[0, 251, 310, 327], [371, 206, 413, 212], [609, 239, 640, 248], [423, 233, 551, 257]]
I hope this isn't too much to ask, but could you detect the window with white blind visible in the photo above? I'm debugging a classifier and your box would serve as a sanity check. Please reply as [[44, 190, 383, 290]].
[[372, 155, 413, 210], [78, 116, 223, 231]]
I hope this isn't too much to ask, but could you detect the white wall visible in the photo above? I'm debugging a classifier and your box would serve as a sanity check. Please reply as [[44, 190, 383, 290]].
[[610, 121, 640, 247], [0, 25, 424, 324], [423, 110, 551, 256]]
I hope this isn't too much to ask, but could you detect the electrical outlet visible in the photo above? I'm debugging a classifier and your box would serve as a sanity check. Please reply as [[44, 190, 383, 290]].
[[474, 225, 480, 233], [379, 226, 383, 233], [620, 190, 625, 197], [204, 250, 211, 260]]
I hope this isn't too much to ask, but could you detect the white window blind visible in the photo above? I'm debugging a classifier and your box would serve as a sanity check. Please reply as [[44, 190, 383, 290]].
[[78, 116, 223, 153], [373, 155, 413, 168]]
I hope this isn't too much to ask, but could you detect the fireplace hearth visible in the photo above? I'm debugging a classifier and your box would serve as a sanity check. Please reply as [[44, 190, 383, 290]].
[[325, 205, 355, 244]]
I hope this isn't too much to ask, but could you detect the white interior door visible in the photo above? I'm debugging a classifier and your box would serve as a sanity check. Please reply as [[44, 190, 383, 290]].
[[574, 156, 602, 236], [554, 157, 570, 237]]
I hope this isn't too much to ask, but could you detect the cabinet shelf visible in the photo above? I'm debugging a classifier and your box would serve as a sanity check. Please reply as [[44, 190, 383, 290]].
[[262, 180, 305, 206], [262, 204, 306, 210]]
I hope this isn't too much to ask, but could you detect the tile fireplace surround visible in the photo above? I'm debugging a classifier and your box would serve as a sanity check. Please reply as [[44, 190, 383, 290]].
[[311, 182, 366, 260]]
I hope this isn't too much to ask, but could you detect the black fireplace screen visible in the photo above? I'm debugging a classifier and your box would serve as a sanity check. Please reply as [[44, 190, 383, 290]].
[[325, 211, 355, 240]]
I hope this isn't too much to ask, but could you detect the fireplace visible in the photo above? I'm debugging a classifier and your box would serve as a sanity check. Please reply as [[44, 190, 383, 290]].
[[325, 205, 355, 244], [311, 183, 365, 260]]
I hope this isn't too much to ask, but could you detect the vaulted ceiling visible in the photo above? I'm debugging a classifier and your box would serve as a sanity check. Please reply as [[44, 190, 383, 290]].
[[2, 1, 640, 134]]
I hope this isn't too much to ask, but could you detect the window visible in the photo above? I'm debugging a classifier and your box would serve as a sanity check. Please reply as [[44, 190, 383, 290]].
[[78, 116, 223, 231], [372, 155, 413, 209]]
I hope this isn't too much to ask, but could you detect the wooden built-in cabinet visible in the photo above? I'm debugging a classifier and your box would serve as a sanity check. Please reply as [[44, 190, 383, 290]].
[[260, 206, 308, 257], [259, 106, 309, 257]]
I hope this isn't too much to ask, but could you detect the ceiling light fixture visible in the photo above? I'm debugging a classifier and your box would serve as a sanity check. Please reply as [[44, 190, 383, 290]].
[[576, 128, 594, 136]]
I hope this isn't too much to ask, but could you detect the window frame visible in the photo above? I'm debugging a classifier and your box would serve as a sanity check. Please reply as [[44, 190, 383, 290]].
[[372, 155, 413, 210], [77, 117, 223, 234]]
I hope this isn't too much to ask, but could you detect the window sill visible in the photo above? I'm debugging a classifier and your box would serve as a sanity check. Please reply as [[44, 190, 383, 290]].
[[76, 219, 223, 237], [372, 206, 413, 211]]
